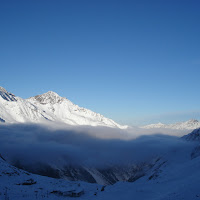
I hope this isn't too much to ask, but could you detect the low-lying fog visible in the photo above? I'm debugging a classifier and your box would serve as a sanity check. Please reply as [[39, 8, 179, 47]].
[[0, 123, 191, 169]]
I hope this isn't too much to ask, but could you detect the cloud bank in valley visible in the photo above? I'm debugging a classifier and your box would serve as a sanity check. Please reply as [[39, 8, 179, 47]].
[[0, 123, 191, 169]]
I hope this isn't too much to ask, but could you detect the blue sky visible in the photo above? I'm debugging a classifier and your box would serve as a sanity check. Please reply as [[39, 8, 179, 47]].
[[1, 0, 200, 125]]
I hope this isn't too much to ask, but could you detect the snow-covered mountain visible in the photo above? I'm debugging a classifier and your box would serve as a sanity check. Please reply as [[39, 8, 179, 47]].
[[141, 119, 200, 130], [95, 146, 200, 200], [1, 129, 200, 200], [0, 87, 127, 129], [0, 155, 101, 200], [0, 86, 16, 101], [182, 128, 200, 142], [94, 130, 200, 200], [182, 128, 200, 159], [0, 87, 50, 123], [28, 91, 127, 128], [13, 160, 153, 186]]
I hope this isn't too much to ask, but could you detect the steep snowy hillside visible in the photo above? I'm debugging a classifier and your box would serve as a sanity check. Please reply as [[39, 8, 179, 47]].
[[13, 160, 153, 186], [95, 136, 200, 200], [182, 128, 200, 142], [28, 91, 127, 128], [1, 129, 200, 199], [0, 87, 127, 128], [0, 87, 16, 101], [0, 155, 101, 200], [182, 128, 200, 159], [142, 119, 200, 130], [0, 87, 50, 123]]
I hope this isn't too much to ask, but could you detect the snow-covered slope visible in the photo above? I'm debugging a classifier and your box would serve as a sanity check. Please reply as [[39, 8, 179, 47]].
[[0, 87, 55, 123], [28, 91, 127, 128], [0, 87, 17, 101], [13, 160, 152, 186], [0, 87, 127, 128], [95, 135, 200, 200], [142, 119, 200, 130], [1, 123, 200, 199], [0, 90, 50, 123], [0, 155, 101, 200], [1, 130, 200, 199], [182, 128, 200, 141]]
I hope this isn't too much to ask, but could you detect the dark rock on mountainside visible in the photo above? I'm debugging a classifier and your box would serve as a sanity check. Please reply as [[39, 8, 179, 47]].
[[0, 117, 5, 123], [0, 87, 17, 102]]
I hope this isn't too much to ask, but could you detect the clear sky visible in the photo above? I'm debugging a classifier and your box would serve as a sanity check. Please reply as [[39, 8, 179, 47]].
[[1, 0, 200, 126]]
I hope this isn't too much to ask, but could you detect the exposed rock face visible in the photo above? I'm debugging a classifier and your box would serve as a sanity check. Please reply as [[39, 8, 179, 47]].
[[0, 87, 17, 102], [33, 91, 65, 105]]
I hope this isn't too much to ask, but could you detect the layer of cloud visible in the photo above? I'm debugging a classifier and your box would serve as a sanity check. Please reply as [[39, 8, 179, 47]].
[[0, 123, 192, 170]]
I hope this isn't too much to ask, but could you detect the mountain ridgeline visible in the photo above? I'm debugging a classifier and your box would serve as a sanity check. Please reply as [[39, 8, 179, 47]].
[[141, 119, 200, 130], [0, 87, 127, 129], [1, 86, 200, 198]]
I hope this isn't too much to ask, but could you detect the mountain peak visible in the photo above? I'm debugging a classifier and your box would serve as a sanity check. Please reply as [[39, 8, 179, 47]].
[[0, 86, 7, 93], [0, 86, 16, 101], [0, 87, 127, 128], [142, 119, 200, 130], [32, 91, 64, 104], [187, 119, 199, 123], [46, 91, 59, 96]]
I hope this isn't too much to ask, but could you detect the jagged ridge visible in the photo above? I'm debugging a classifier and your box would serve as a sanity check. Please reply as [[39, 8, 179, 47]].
[[0, 87, 127, 128], [182, 128, 200, 141], [141, 119, 200, 130]]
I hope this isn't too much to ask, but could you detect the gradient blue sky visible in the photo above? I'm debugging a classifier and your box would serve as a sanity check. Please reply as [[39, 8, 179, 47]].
[[1, 0, 200, 125]]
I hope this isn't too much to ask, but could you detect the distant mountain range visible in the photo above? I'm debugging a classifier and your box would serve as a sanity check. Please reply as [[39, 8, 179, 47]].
[[1, 87, 200, 198], [1, 86, 199, 131], [0, 86, 127, 129], [141, 119, 200, 130]]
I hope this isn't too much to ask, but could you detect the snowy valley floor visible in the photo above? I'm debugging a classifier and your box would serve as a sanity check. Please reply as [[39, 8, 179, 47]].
[[0, 156, 102, 200], [95, 143, 200, 200], [1, 138, 200, 200]]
